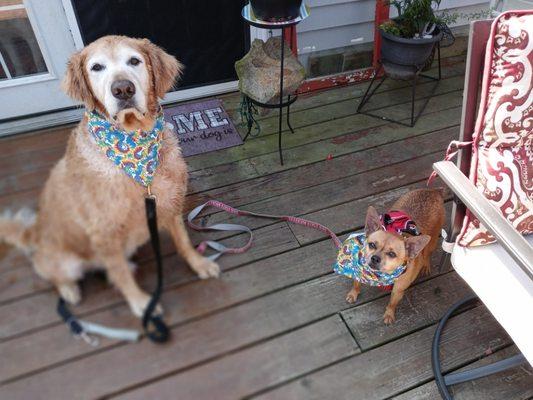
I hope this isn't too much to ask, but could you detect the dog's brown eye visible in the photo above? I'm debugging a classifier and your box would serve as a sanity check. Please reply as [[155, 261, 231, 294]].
[[90, 63, 104, 72], [369, 242, 376, 250], [128, 57, 141, 66], [387, 251, 397, 258]]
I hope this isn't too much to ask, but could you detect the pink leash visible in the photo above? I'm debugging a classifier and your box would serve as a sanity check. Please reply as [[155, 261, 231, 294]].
[[187, 200, 342, 260]]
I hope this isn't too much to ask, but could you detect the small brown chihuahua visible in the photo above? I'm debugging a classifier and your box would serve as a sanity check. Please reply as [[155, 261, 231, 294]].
[[345, 189, 445, 324]]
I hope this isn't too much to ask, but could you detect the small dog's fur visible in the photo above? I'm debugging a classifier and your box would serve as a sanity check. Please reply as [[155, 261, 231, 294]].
[[345, 189, 445, 324], [0, 36, 220, 317]]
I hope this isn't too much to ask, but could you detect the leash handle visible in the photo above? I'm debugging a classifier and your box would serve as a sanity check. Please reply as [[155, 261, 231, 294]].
[[187, 200, 342, 260], [143, 195, 170, 343]]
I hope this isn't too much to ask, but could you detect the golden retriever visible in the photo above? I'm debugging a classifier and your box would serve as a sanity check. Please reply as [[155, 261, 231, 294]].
[[0, 36, 219, 317]]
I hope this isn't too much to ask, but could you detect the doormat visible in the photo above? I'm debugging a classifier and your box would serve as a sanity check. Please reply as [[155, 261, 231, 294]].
[[163, 98, 242, 157]]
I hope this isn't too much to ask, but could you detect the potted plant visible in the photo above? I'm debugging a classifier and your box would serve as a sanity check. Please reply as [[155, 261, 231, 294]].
[[379, 0, 448, 68], [250, 0, 303, 22]]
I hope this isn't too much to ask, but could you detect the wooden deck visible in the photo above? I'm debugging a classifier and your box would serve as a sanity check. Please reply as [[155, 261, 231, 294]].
[[1, 46, 532, 400]]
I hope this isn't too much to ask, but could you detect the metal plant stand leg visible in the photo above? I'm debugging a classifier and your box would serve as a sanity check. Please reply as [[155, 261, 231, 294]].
[[358, 42, 442, 127], [357, 64, 386, 113], [432, 295, 529, 400], [287, 96, 295, 134], [243, 100, 253, 141], [410, 74, 417, 127], [278, 28, 286, 165]]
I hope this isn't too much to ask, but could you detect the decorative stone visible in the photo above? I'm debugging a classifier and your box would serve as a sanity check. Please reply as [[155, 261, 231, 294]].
[[235, 37, 305, 105]]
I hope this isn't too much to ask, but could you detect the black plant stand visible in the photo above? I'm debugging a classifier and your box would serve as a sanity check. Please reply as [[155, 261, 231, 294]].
[[241, 4, 308, 165], [357, 42, 441, 128]]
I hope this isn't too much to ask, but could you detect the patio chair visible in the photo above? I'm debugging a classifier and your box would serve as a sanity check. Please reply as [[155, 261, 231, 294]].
[[430, 12, 533, 399]]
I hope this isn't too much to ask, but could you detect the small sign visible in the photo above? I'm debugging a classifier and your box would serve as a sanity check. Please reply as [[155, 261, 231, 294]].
[[163, 99, 242, 157]]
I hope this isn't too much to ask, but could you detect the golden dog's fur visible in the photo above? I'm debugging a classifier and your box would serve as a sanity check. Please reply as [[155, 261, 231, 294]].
[[0, 36, 219, 317]]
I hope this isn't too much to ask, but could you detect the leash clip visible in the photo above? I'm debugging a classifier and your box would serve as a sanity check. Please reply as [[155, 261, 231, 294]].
[[146, 185, 156, 200], [76, 331, 100, 347]]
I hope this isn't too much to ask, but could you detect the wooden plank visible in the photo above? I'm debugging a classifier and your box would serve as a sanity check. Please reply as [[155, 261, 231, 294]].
[[188, 125, 456, 217], [188, 98, 463, 196], [392, 345, 533, 400], [200, 152, 446, 239], [0, 247, 451, 395], [187, 74, 465, 171], [251, 306, 512, 400], [0, 126, 72, 155], [0, 262, 51, 304], [112, 316, 359, 400], [0, 222, 299, 339], [342, 272, 473, 350]]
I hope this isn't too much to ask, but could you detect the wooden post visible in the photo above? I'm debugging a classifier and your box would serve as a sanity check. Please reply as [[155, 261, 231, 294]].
[[283, 26, 298, 55], [373, 0, 391, 67]]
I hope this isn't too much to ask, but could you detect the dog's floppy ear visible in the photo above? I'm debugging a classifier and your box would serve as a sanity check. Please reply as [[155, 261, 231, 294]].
[[364, 206, 382, 236], [404, 235, 431, 260], [61, 50, 96, 109], [141, 39, 183, 99]]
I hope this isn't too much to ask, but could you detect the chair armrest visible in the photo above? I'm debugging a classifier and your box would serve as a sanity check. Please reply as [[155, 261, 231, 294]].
[[433, 161, 533, 280]]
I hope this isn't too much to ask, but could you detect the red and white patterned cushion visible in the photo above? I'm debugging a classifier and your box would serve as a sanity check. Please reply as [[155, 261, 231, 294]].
[[458, 11, 533, 247]]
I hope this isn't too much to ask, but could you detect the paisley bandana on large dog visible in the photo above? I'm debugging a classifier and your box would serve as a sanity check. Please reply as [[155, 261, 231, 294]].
[[333, 233, 407, 287], [87, 111, 165, 187]]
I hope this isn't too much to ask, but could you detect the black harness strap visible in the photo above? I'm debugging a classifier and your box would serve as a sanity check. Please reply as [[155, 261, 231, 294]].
[[142, 195, 170, 343]]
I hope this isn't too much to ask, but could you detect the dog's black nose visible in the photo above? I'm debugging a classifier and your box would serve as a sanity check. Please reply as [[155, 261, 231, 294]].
[[111, 79, 136, 100], [371, 255, 381, 265]]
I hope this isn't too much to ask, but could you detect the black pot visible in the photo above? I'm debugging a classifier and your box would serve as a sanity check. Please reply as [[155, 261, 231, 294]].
[[250, 0, 303, 22], [380, 29, 442, 68]]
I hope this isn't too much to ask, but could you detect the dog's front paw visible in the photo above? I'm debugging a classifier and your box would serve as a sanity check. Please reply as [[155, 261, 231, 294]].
[[58, 283, 81, 305], [128, 292, 163, 318], [383, 309, 396, 325], [345, 289, 359, 304], [192, 257, 220, 279]]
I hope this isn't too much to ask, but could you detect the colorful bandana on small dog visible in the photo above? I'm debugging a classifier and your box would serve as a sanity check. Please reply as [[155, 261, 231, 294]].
[[333, 233, 407, 287], [87, 111, 164, 187]]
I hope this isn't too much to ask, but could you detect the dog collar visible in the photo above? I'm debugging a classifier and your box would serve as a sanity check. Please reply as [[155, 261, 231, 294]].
[[333, 233, 407, 287], [86, 111, 165, 187]]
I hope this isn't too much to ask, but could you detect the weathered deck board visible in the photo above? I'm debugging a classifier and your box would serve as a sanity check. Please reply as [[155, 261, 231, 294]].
[[187, 74, 465, 171], [392, 345, 533, 400], [0, 249, 451, 396], [112, 316, 359, 400], [342, 272, 473, 350], [187, 95, 463, 194], [251, 306, 512, 400]]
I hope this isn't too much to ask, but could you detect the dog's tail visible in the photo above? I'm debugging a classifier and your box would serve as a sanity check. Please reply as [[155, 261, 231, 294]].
[[0, 208, 36, 251]]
